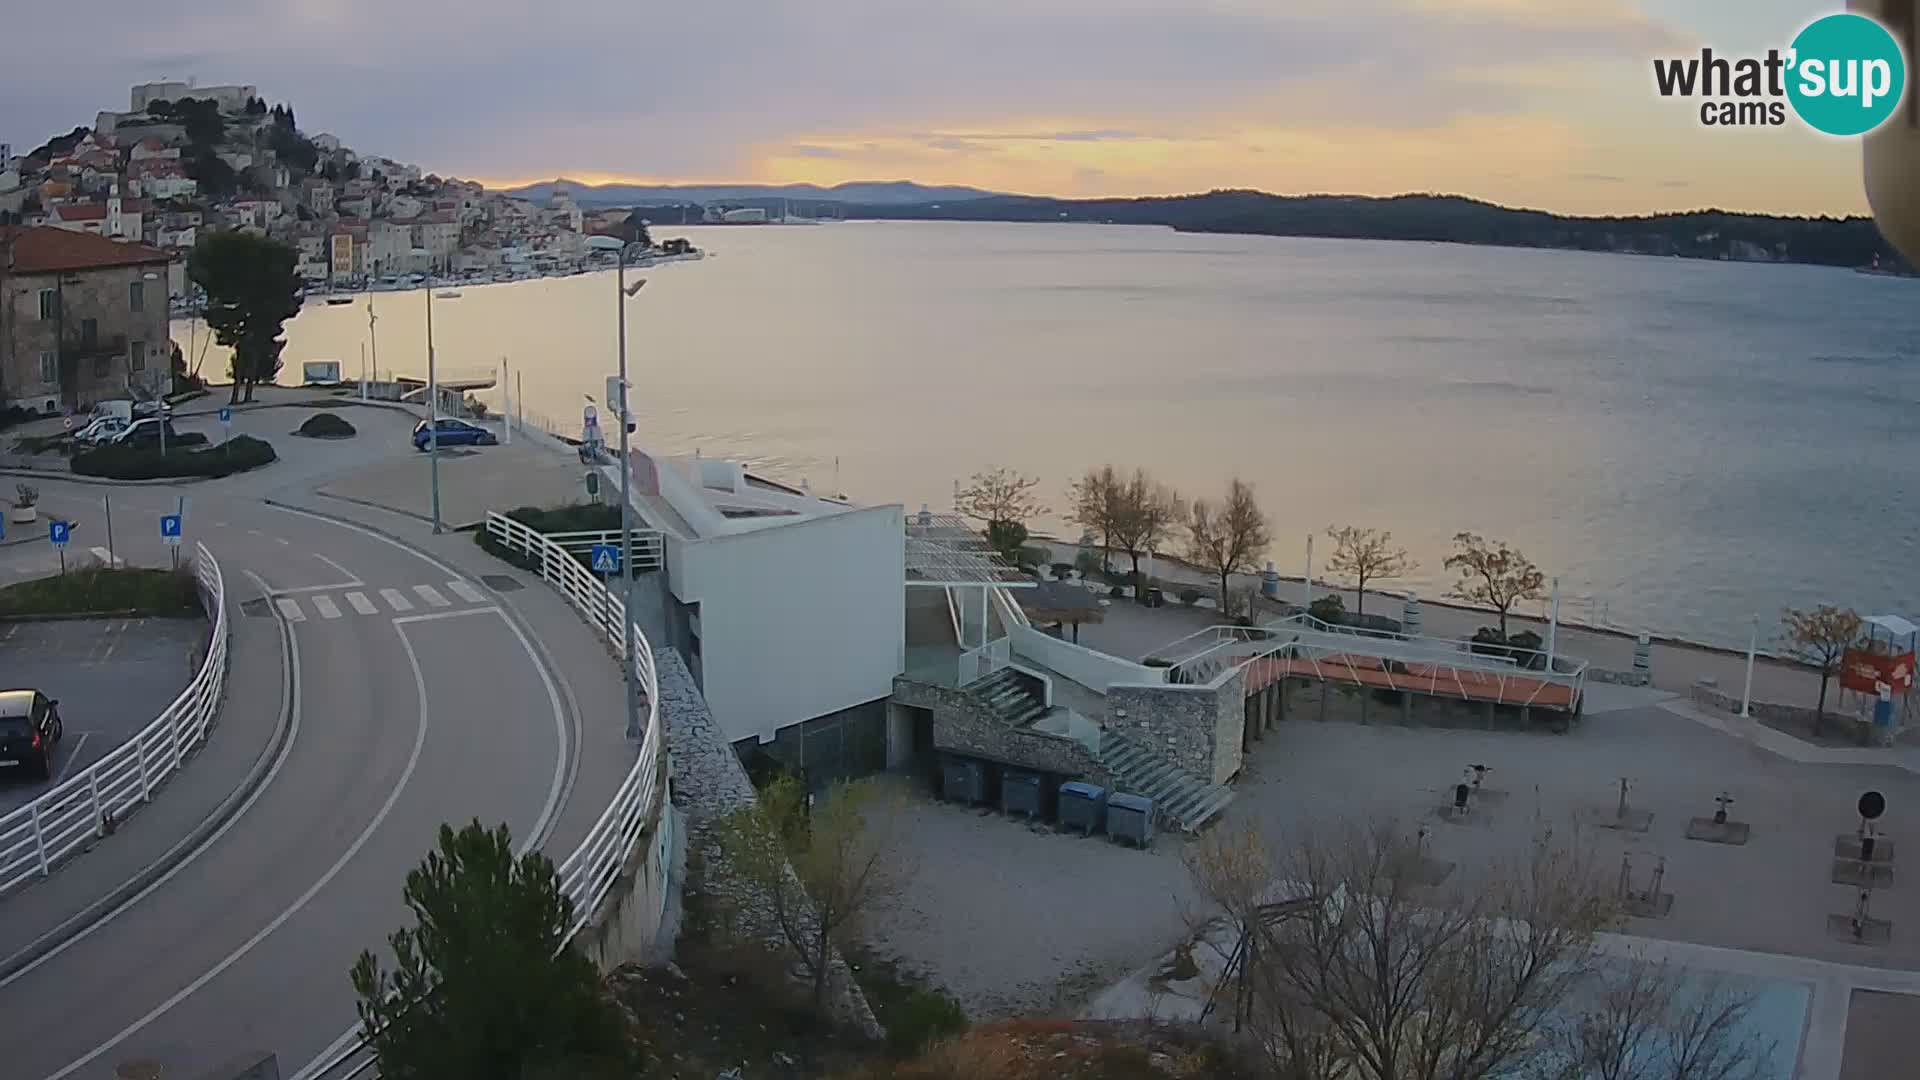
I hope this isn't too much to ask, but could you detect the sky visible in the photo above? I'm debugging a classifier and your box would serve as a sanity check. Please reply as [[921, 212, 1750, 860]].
[[0, 0, 1888, 216]]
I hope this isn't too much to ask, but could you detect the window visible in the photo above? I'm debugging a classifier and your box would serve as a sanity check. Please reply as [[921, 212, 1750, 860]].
[[39, 352, 57, 385], [130, 340, 146, 372], [80, 318, 98, 348], [37, 289, 56, 321], [94, 353, 111, 378], [129, 280, 144, 312]]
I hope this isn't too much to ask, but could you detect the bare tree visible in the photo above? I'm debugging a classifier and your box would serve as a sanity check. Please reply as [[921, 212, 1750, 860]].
[[955, 465, 1045, 529], [1780, 605, 1863, 736], [1325, 525, 1415, 621], [709, 776, 916, 1008], [1553, 952, 1774, 1080], [1184, 820, 1617, 1080], [1443, 532, 1546, 638], [1066, 465, 1124, 574], [1109, 468, 1182, 594], [1188, 478, 1272, 619]]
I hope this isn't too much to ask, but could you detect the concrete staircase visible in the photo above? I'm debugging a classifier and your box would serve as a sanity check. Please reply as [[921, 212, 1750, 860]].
[[969, 668, 1048, 727], [1097, 732, 1235, 832]]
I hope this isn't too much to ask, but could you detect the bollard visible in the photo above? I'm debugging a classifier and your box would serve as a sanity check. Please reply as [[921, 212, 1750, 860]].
[[1632, 634, 1652, 675], [1261, 561, 1280, 599], [1404, 594, 1422, 635]]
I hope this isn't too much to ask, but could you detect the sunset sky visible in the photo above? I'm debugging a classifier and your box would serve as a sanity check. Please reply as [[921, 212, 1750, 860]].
[[0, 0, 1881, 216]]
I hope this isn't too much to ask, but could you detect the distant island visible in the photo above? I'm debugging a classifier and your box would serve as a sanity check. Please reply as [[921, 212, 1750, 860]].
[[502, 179, 1908, 272]]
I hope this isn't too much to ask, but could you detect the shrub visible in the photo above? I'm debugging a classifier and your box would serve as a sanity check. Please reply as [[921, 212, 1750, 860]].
[[0, 567, 201, 617], [884, 988, 969, 1056], [1507, 629, 1545, 669], [295, 411, 357, 438], [1073, 550, 1101, 578], [1308, 593, 1346, 624], [1049, 562, 1074, 580], [1108, 584, 1126, 598], [986, 519, 1028, 564], [13, 483, 37, 508], [505, 502, 623, 533], [72, 435, 276, 480]]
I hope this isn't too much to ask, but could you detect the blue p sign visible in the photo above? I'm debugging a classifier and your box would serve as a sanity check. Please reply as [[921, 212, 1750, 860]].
[[218, 407, 232, 424], [590, 544, 620, 574], [160, 514, 183, 544], [49, 521, 70, 546]]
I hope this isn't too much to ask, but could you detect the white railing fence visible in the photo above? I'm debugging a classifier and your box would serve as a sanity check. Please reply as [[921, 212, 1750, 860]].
[[0, 542, 229, 895], [538, 528, 665, 573], [958, 636, 1012, 688], [482, 510, 667, 933]]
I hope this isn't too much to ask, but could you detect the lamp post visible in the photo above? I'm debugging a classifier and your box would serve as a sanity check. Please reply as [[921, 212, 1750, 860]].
[[424, 286, 460, 534], [588, 235, 648, 741]]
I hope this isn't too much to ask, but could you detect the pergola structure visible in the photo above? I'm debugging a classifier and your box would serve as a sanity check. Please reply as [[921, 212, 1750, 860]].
[[904, 509, 1034, 685]]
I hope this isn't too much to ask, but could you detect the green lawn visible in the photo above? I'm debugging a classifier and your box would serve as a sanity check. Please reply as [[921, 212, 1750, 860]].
[[0, 567, 203, 617]]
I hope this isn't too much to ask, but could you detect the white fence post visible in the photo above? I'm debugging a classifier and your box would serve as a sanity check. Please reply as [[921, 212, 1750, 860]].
[[89, 768, 105, 837], [136, 736, 151, 802], [29, 802, 50, 877]]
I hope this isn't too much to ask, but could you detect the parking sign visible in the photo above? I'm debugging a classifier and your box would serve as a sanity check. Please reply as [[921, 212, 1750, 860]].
[[49, 520, 70, 546], [160, 514, 183, 546], [218, 407, 232, 425]]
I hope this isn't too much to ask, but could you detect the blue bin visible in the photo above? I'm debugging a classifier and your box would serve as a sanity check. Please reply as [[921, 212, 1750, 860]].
[[1106, 792, 1155, 849], [1058, 781, 1108, 836]]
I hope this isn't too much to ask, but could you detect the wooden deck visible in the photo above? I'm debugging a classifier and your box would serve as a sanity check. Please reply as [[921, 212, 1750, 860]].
[[1245, 653, 1579, 711]]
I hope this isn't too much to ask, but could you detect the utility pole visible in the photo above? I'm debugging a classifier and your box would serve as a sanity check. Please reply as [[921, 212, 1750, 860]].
[[426, 287, 440, 533]]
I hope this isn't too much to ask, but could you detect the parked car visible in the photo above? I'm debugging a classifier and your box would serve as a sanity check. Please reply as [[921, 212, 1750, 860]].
[[109, 417, 185, 448], [73, 416, 128, 447], [412, 417, 497, 451], [0, 690, 63, 781]]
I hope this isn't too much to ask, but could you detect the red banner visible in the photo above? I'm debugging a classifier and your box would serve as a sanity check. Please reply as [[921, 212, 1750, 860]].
[[1841, 649, 1916, 695]]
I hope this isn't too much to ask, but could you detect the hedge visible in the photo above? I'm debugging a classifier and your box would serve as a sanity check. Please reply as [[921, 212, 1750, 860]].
[[296, 412, 357, 438], [73, 435, 277, 480], [0, 567, 201, 617]]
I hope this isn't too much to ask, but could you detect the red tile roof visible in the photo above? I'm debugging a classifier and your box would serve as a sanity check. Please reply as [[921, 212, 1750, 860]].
[[50, 202, 108, 221], [0, 225, 171, 273]]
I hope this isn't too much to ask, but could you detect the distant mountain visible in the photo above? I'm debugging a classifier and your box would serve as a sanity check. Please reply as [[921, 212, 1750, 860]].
[[834, 190, 1905, 270], [497, 178, 1003, 207]]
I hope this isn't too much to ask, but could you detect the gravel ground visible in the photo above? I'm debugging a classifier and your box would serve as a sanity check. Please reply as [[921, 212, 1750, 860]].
[[863, 792, 1198, 1019]]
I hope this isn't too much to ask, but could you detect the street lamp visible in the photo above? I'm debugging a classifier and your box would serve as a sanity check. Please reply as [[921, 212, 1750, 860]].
[[424, 286, 460, 533], [586, 234, 648, 741]]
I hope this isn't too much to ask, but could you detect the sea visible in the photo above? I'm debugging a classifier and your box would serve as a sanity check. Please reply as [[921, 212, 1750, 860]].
[[176, 221, 1920, 651]]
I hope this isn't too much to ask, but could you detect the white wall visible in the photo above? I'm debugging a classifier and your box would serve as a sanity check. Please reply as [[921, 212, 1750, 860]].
[[1009, 623, 1164, 694], [668, 505, 906, 745]]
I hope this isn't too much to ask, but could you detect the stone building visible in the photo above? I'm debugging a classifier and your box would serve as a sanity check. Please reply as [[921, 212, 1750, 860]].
[[0, 226, 172, 412]]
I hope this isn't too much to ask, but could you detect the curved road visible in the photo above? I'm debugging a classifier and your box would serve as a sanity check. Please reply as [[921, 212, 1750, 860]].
[[0, 479, 577, 1079]]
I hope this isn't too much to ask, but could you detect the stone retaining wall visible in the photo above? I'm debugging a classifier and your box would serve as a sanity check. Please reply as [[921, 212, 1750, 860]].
[[894, 676, 1105, 781], [1107, 668, 1246, 785]]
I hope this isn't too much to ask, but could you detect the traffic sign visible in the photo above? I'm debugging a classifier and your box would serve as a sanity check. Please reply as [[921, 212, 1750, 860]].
[[160, 514, 183, 546], [590, 544, 620, 574], [49, 521, 70, 546], [218, 407, 232, 424]]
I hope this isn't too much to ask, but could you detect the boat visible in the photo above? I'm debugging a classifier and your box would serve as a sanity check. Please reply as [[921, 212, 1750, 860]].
[[434, 290, 463, 300], [325, 295, 356, 306]]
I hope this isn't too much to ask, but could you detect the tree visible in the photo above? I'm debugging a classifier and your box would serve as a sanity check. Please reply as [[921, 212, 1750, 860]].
[[1185, 820, 1618, 1080], [188, 231, 301, 404], [955, 466, 1045, 529], [1326, 525, 1415, 621], [1066, 465, 1124, 573], [1443, 532, 1546, 638], [985, 519, 1028, 566], [350, 820, 633, 1080], [1553, 953, 1774, 1080], [710, 776, 915, 1007], [1780, 605, 1863, 736], [1187, 478, 1272, 619], [1109, 468, 1182, 592]]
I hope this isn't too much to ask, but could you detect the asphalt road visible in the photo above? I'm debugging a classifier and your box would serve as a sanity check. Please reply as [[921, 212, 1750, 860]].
[[0, 478, 575, 1080], [0, 618, 204, 816]]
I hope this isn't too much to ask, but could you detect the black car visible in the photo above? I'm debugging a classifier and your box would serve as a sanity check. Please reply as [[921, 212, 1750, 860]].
[[0, 689, 63, 781]]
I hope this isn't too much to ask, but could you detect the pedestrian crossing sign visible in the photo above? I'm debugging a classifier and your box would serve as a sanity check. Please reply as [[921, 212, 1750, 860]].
[[590, 544, 620, 574]]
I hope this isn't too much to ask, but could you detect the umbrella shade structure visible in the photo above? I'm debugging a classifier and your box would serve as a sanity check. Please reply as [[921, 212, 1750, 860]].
[[1020, 581, 1105, 641]]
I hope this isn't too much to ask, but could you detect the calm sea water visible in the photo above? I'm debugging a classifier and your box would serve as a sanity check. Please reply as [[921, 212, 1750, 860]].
[[181, 222, 1920, 649]]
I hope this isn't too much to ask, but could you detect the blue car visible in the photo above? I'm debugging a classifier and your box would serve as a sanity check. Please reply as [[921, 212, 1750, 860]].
[[413, 417, 498, 451]]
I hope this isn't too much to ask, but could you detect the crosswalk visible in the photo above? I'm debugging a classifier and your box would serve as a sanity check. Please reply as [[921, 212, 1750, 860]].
[[270, 581, 492, 623]]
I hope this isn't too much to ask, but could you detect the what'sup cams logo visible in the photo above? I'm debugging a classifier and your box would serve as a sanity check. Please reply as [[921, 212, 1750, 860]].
[[1653, 11, 1910, 135]]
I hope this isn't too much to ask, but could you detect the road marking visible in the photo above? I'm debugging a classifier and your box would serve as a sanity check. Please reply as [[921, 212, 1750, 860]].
[[392, 606, 500, 625], [276, 537, 291, 546], [311, 595, 342, 620], [272, 582, 361, 595], [379, 588, 414, 612], [44, 599, 428, 1080], [51, 733, 91, 786], [0, 568, 301, 992], [274, 598, 305, 622], [312, 552, 360, 583], [413, 583, 450, 608], [344, 591, 378, 615], [246, 529, 264, 537], [446, 579, 486, 604]]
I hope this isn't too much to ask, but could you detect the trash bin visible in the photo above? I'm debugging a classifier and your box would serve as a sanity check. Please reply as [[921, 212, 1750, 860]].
[[1144, 588, 1165, 608], [1002, 769, 1044, 820], [1058, 781, 1108, 836], [1107, 792, 1155, 849], [943, 758, 985, 806]]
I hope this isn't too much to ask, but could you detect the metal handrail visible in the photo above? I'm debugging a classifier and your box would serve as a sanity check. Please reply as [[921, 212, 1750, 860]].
[[534, 528, 665, 570], [0, 542, 228, 895], [305, 515, 667, 1079]]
